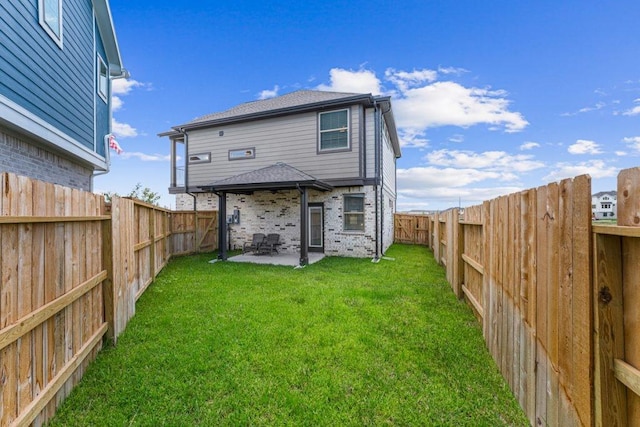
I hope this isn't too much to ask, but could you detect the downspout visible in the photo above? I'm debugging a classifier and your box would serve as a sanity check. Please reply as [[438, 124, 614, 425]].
[[379, 103, 392, 256], [372, 99, 380, 261]]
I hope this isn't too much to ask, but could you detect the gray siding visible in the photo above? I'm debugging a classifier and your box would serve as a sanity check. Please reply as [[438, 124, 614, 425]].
[[187, 106, 362, 186], [364, 107, 376, 179], [0, 0, 96, 150]]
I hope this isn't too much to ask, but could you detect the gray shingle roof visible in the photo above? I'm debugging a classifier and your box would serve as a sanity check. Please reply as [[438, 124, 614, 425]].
[[186, 90, 369, 126], [205, 162, 333, 192]]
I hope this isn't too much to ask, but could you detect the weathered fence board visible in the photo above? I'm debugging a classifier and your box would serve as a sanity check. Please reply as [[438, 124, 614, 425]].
[[0, 172, 219, 426], [395, 173, 595, 426]]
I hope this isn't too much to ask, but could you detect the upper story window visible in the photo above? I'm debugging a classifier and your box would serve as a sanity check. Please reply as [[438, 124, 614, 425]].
[[319, 109, 349, 151], [97, 56, 108, 102], [39, 0, 63, 48]]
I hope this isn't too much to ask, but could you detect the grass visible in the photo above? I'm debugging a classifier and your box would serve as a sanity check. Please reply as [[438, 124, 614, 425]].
[[50, 244, 528, 426]]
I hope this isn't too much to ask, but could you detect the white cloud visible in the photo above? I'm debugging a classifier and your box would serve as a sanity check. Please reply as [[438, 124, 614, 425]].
[[110, 79, 146, 136], [112, 118, 138, 138], [437, 66, 469, 76], [120, 152, 171, 161], [111, 78, 144, 95], [615, 151, 627, 156], [623, 136, 640, 152], [398, 129, 429, 148], [258, 85, 280, 100], [567, 139, 602, 155], [384, 68, 437, 92], [316, 68, 382, 95], [112, 96, 123, 112], [425, 149, 544, 173], [562, 102, 606, 116], [393, 81, 528, 133], [543, 160, 618, 182], [623, 106, 640, 116], [449, 134, 464, 143], [520, 141, 540, 150]]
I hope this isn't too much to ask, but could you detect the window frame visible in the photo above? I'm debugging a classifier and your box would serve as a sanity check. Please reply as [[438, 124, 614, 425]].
[[97, 56, 109, 103], [318, 108, 350, 153], [343, 193, 365, 232], [39, 0, 63, 48]]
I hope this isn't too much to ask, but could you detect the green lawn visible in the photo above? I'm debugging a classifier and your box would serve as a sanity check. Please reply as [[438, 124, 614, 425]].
[[50, 244, 527, 426]]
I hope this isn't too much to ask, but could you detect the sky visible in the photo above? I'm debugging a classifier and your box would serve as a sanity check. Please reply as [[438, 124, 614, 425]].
[[98, 0, 640, 211]]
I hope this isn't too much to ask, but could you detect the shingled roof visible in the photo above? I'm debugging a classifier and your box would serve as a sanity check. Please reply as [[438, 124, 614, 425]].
[[180, 90, 373, 129], [202, 162, 333, 193]]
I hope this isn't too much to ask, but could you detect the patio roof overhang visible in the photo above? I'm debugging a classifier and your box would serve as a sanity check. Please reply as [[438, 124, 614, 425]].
[[200, 162, 333, 194]]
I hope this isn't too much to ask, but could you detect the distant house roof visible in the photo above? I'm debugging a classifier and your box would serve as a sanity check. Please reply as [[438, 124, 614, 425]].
[[201, 162, 333, 193], [592, 191, 617, 198], [165, 89, 401, 158]]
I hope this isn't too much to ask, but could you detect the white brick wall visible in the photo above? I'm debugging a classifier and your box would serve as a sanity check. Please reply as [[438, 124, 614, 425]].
[[180, 185, 396, 258], [175, 193, 219, 211]]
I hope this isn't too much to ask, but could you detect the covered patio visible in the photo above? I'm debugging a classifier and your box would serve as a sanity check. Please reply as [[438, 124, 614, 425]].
[[202, 162, 333, 267]]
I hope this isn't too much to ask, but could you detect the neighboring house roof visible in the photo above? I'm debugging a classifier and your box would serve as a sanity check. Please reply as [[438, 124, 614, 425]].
[[93, 0, 126, 77], [592, 191, 617, 198], [166, 89, 401, 158], [202, 162, 333, 193]]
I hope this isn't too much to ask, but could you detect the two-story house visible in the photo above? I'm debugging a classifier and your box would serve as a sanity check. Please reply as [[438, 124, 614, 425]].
[[0, 0, 126, 190], [592, 191, 617, 220], [160, 90, 401, 265]]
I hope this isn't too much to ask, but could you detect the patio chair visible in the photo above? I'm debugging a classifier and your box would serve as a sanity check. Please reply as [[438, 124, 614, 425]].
[[243, 233, 266, 254], [258, 233, 281, 255]]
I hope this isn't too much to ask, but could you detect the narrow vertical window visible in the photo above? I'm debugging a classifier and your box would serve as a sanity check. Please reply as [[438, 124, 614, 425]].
[[39, 0, 63, 47], [98, 56, 108, 102], [343, 194, 365, 231]]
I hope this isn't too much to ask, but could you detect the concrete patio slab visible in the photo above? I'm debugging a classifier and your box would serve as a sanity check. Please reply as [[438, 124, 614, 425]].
[[225, 252, 325, 267]]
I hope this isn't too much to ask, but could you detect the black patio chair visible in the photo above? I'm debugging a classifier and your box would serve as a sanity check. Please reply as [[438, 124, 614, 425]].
[[258, 233, 281, 255], [243, 233, 266, 254]]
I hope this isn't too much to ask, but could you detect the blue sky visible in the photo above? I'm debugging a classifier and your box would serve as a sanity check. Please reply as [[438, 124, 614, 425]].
[[98, 0, 640, 211]]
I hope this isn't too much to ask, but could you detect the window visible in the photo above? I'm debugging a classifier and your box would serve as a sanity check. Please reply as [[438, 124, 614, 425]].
[[601, 203, 612, 209], [39, 0, 63, 47], [228, 148, 255, 160], [343, 194, 364, 231], [97, 56, 108, 102], [188, 152, 211, 164], [319, 109, 349, 151]]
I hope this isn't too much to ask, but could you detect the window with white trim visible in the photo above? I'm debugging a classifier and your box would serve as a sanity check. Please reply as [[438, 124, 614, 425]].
[[319, 109, 349, 151], [343, 194, 364, 231], [39, 0, 63, 47], [98, 56, 108, 102]]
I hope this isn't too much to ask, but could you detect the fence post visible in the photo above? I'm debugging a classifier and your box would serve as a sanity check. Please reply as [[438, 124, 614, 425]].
[[149, 206, 156, 280], [101, 213, 115, 344], [618, 167, 640, 422]]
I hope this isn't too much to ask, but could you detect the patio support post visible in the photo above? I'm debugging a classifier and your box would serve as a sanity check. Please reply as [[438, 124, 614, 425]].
[[218, 191, 228, 260], [299, 186, 309, 266]]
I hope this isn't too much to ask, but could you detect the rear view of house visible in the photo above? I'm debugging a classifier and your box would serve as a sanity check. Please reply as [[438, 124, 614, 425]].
[[0, 0, 126, 190], [160, 90, 401, 265]]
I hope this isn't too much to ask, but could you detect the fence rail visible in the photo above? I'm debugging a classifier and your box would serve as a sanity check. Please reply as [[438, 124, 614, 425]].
[[0, 172, 218, 426], [395, 167, 640, 427]]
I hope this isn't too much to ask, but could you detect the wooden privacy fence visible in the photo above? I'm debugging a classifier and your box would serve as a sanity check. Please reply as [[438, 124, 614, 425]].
[[0, 173, 217, 426], [394, 167, 640, 427]]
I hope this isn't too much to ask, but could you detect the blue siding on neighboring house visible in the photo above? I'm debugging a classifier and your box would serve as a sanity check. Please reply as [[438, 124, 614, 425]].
[[0, 0, 96, 151], [95, 22, 109, 157]]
